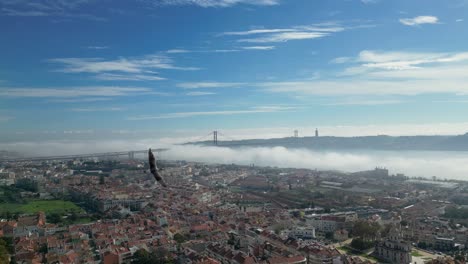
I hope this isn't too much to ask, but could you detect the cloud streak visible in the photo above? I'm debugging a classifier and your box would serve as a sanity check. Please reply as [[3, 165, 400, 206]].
[[186, 91, 216, 96], [177, 82, 244, 89], [223, 24, 345, 43], [70, 107, 125, 112], [242, 46, 275, 50], [0, 86, 155, 98], [49, 55, 198, 73], [261, 50, 468, 96], [127, 106, 295, 120], [399, 16, 439, 26], [0, 0, 104, 20], [156, 0, 279, 8]]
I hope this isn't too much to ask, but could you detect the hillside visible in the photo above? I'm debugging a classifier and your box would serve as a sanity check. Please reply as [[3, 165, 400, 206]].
[[190, 133, 468, 151]]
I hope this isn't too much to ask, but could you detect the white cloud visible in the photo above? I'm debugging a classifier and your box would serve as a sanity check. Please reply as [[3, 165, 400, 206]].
[[223, 28, 295, 36], [242, 46, 275, 50], [177, 82, 244, 89], [127, 106, 295, 120], [0, 86, 155, 98], [49, 55, 199, 74], [166, 49, 191, 53], [239, 32, 330, 43], [186, 91, 216, 96], [261, 50, 468, 96], [330, 56, 352, 64], [223, 23, 346, 43], [399, 16, 439, 26], [456, 19, 464, 22], [0, 0, 104, 20], [157, 0, 280, 7], [325, 99, 403, 106], [87, 46, 108, 50], [95, 73, 166, 81], [48, 97, 114, 103], [70, 107, 125, 112], [260, 79, 468, 96]]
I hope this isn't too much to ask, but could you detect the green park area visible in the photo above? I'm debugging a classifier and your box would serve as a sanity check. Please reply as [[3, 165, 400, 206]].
[[0, 200, 84, 215], [0, 200, 93, 225]]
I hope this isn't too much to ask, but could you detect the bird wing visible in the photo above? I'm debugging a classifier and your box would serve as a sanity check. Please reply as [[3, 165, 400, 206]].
[[148, 148, 167, 187]]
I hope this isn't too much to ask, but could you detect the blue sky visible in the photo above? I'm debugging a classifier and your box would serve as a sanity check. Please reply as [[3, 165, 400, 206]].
[[2, 0, 468, 145]]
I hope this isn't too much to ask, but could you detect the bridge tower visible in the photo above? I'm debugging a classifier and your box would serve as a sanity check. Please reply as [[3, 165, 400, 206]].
[[128, 151, 135, 160], [213, 131, 218, 145]]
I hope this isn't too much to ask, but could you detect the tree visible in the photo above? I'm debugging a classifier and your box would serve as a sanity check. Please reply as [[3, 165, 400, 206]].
[[350, 238, 374, 251], [39, 243, 48, 254], [0, 240, 10, 264], [132, 249, 151, 264], [47, 212, 62, 224], [352, 220, 381, 241], [173, 233, 186, 244], [69, 211, 78, 222]]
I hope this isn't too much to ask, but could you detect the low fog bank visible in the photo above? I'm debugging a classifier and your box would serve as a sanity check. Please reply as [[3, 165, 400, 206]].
[[165, 145, 468, 181], [1, 140, 468, 181]]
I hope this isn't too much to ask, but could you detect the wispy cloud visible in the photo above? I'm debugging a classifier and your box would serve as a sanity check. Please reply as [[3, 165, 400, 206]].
[[87, 46, 109, 50], [48, 97, 114, 103], [127, 106, 295, 120], [0, 0, 104, 20], [222, 23, 347, 43], [242, 46, 275, 50], [325, 99, 403, 106], [95, 73, 166, 81], [399, 16, 439, 26], [49, 55, 198, 74], [186, 91, 216, 96], [70, 107, 125, 112], [48, 54, 198, 81], [0, 86, 155, 98], [156, 0, 280, 8], [166, 49, 191, 53], [177, 82, 244, 89], [167, 48, 241, 53], [330, 56, 352, 64], [456, 18, 464, 22], [260, 50, 468, 96], [355, 50, 468, 70]]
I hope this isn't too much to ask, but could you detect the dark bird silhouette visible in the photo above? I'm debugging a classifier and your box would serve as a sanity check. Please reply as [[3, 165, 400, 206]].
[[148, 148, 167, 187]]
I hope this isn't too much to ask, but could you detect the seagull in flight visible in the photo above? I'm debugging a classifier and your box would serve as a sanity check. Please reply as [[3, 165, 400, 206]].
[[148, 148, 167, 187]]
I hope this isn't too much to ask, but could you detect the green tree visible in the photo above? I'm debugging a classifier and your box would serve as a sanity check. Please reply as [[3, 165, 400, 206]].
[[0, 239, 10, 264], [39, 243, 48, 254], [351, 238, 374, 251], [352, 220, 381, 241], [47, 212, 62, 224], [173, 233, 186, 244], [132, 249, 151, 264]]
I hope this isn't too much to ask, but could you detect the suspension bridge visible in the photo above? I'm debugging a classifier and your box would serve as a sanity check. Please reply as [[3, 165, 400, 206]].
[[0, 129, 304, 162]]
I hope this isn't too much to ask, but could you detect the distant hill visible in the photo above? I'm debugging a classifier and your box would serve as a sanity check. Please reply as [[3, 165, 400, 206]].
[[189, 133, 468, 151]]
